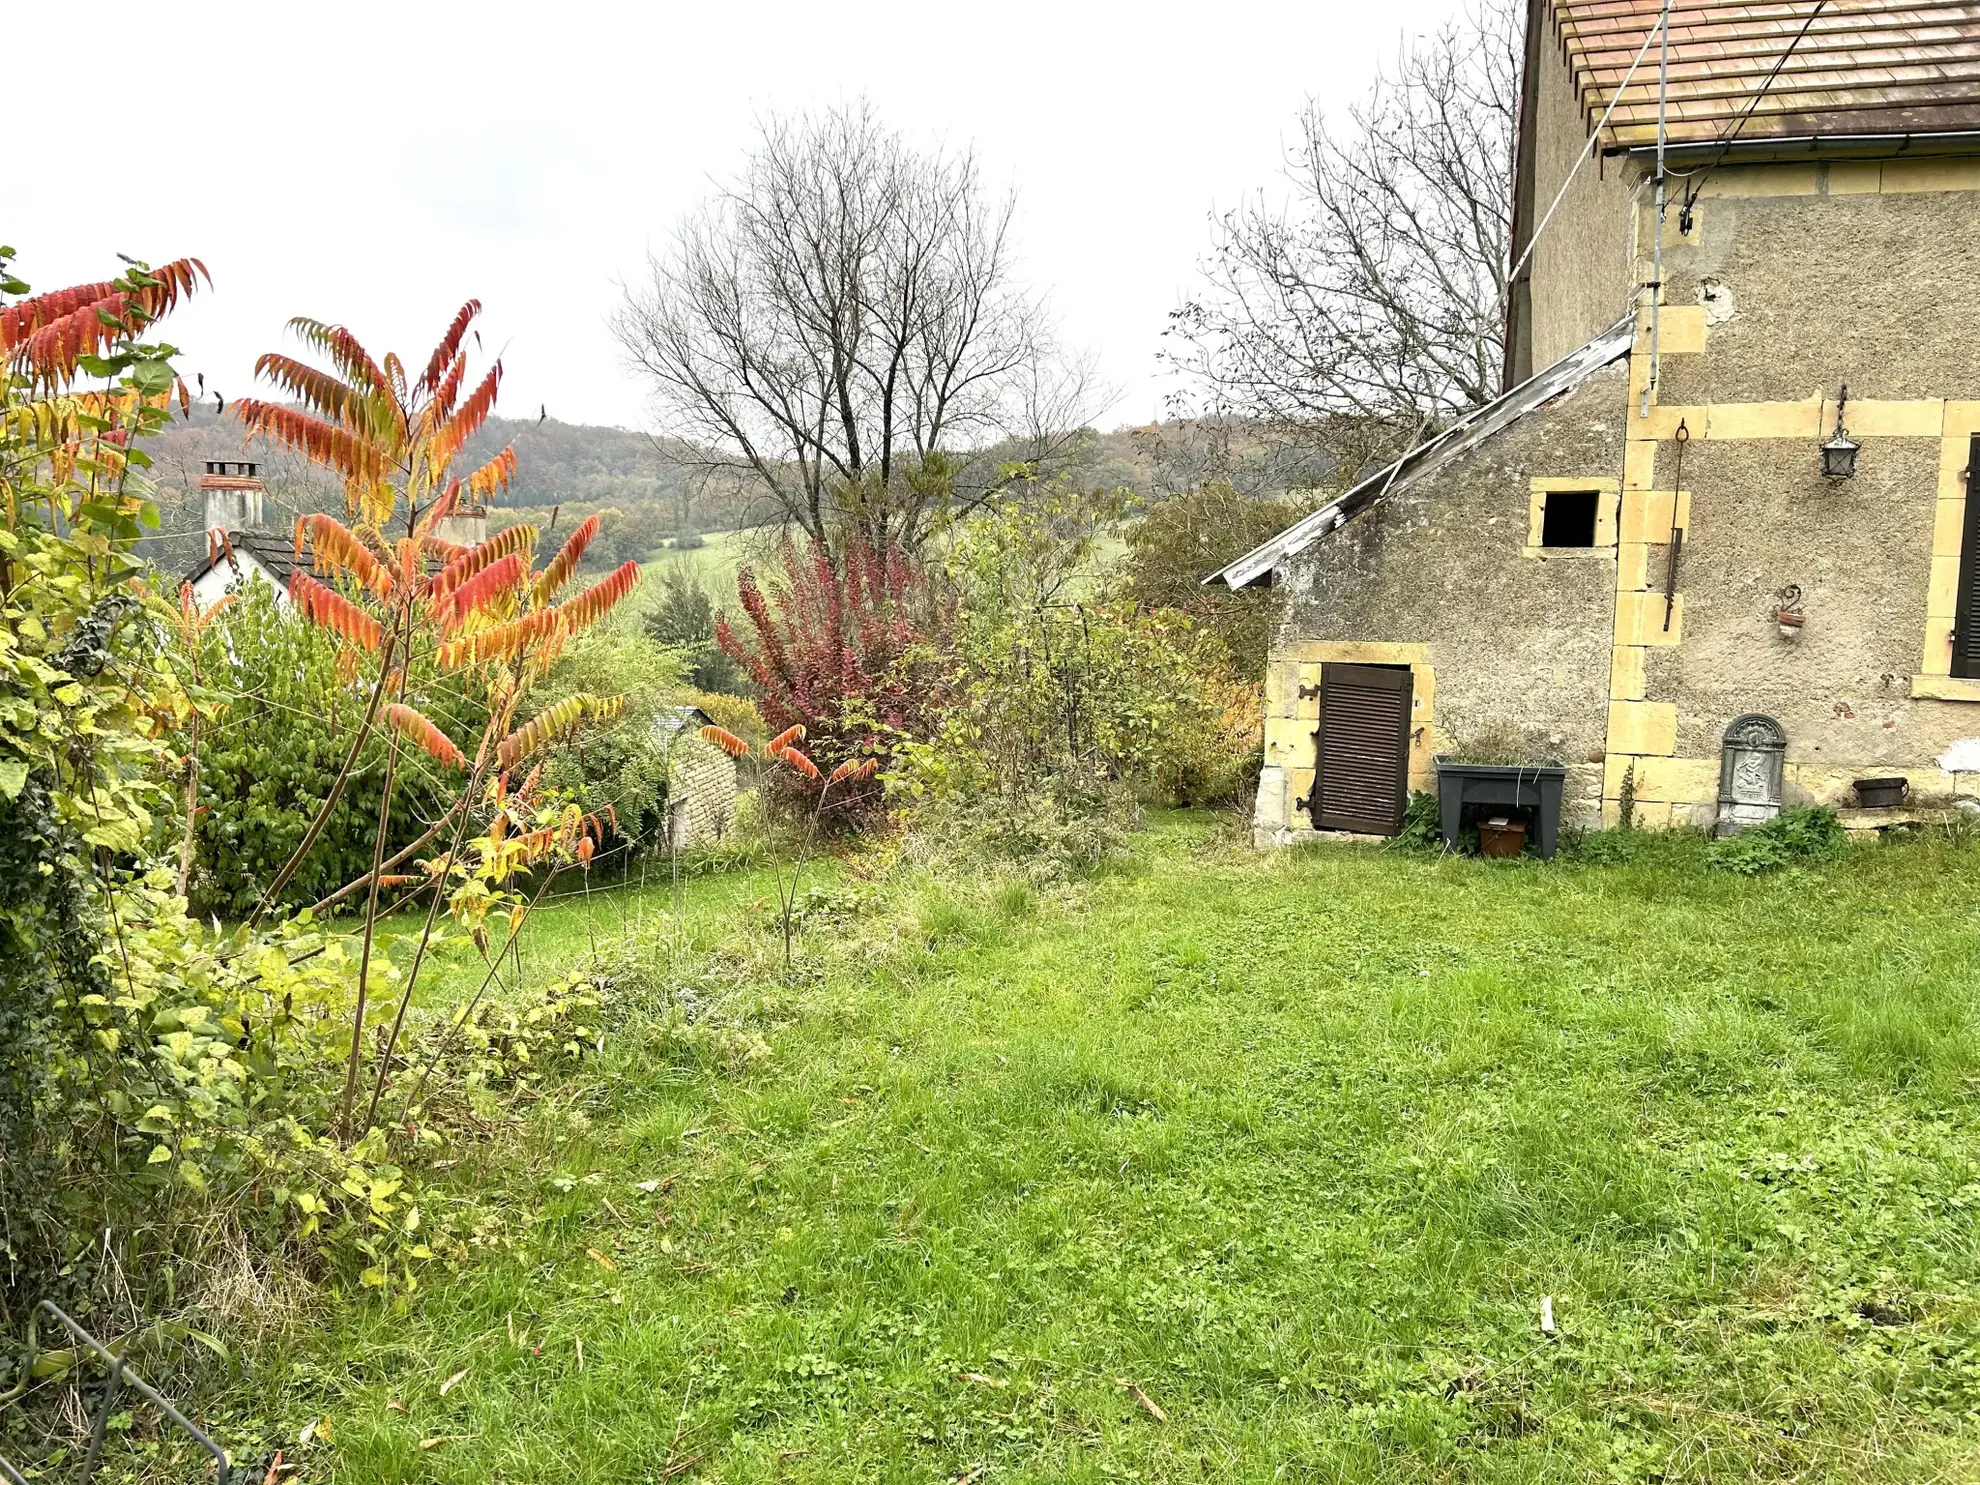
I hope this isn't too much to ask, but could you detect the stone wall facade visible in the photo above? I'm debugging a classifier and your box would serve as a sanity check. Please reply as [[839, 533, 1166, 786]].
[[1255, 155, 1980, 845], [667, 735, 737, 850]]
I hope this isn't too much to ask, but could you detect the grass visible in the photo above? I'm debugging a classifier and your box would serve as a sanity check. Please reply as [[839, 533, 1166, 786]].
[[637, 529, 770, 609], [252, 817, 1980, 1481]]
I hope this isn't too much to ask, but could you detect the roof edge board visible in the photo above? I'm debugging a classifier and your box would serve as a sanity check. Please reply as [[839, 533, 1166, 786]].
[[1607, 125, 1980, 158], [1202, 316, 1635, 591]]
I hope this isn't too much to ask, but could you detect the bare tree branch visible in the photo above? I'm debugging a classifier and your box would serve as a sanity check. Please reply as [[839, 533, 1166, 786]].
[[614, 100, 1098, 553], [1166, 0, 1520, 483]]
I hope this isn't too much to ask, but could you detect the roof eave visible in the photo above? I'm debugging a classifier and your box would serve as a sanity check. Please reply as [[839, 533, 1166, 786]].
[[1201, 314, 1636, 591], [1609, 127, 1980, 163]]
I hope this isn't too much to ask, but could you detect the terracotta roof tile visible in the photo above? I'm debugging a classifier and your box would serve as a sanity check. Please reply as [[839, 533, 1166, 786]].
[[1550, 0, 1980, 146]]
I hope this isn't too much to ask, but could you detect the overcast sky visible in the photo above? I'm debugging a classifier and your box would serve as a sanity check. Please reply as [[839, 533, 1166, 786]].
[[13, 0, 1467, 434]]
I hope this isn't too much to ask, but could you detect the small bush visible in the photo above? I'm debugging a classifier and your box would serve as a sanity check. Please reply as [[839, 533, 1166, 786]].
[[1705, 806, 1849, 875], [908, 776, 1137, 884], [1389, 790, 1444, 851]]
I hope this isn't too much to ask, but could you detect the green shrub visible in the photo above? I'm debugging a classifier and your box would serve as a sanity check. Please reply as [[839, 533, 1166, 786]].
[[644, 565, 746, 694], [180, 578, 478, 915], [1705, 805, 1850, 875], [907, 486, 1259, 811], [532, 628, 684, 853], [1389, 790, 1444, 851]]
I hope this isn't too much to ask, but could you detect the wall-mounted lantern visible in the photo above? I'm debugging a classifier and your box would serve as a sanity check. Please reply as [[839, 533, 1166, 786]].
[[1821, 383, 1860, 479]]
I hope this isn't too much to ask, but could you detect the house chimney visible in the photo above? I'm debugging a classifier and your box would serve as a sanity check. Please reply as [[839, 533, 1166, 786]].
[[433, 502, 488, 548], [200, 460, 264, 535]]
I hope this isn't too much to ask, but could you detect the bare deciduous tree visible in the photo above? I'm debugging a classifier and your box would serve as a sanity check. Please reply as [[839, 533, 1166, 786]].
[[1167, 0, 1520, 479], [614, 101, 1095, 553]]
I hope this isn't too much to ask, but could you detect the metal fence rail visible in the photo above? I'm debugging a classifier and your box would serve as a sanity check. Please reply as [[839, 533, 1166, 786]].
[[0, 1302, 229, 1485]]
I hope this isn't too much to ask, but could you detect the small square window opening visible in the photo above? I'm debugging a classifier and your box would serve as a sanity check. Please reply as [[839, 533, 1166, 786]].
[[1541, 490, 1600, 548]]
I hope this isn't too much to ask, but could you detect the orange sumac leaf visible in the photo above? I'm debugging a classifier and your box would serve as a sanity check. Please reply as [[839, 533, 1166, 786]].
[[767, 724, 806, 756], [440, 552, 524, 630], [435, 608, 566, 670], [463, 444, 515, 502], [431, 525, 536, 605], [290, 572, 382, 653], [496, 696, 580, 772], [232, 401, 389, 486], [385, 704, 467, 769], [419, 301, 482, 395], [532, 513, 599, 602], [779, 747, 821, 781], [430, 361, 502, 466], [698, 724, 748, 758], [559, 560, 641, 631], [253, 352, 372, 427], [296, 513, 395, 599], [422, 533, 470, 566]]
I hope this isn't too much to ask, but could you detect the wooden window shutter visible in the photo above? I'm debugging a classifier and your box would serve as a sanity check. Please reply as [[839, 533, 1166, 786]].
[[1308, 662, 1413, 835], [1957, 433, 1980, 680]]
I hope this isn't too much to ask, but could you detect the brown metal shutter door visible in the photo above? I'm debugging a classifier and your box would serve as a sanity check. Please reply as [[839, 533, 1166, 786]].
[[1955, 434, 1980, 679], [1311, 662, 1413, 835]]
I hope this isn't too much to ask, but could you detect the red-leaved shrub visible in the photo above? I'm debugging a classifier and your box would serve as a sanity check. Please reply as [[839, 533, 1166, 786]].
[[716, 537, 946, 823]]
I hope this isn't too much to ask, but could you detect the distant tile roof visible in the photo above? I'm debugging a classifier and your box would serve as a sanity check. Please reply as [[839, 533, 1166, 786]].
[[652, 705, 715, 736], [181, 531, 299, 589], [1552, 0, 1980, 149]]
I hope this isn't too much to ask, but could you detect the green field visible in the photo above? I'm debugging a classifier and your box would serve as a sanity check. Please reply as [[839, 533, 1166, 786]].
[[638, 529, 774, 610], [265, 819, 1980, 1482]]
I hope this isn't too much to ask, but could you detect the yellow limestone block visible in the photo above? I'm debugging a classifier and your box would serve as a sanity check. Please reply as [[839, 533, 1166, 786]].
[[1617, 541, 1651, 592], [1847, 401, 1945, 438], [1706, 400, 1825, 440], [1945, 402, 1980, 438], [1624, 438, 1660, 490], [1408, 664, 1437, 723], [1610, 645, 1646, 701], [1827, 161, 1882, 195], [1606, 753, 1701, 802], [1629, 800, 1674, 831], [1263, 715, 1314, 768], [1656, 305, 1706, 355], [1940, 438, 1973, 502], [1698, 164, 1820, 198], [1618, 489, 1690, 547], [1639, 406, 1696, 442], [1879, 158, 1980, 194], [1911, 673, 1980, 702], [1934, 497, 1967, 558], [1291, 640, 1427, 667], [1286, 768, 1315, 813], [1921, 615, 1956, 677], [1930, 554, 1962, 620], [1607, 699, 1678, 756], [1616, 591, 1684, 647], [1292, 664, 1323, 721]]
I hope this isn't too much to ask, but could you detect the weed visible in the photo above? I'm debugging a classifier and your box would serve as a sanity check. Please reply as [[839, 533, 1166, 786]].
[[1706, 805, 1850, 874]]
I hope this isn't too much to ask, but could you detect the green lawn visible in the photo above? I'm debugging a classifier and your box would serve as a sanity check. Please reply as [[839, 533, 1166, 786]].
[[280, 817, 1980, 1482]]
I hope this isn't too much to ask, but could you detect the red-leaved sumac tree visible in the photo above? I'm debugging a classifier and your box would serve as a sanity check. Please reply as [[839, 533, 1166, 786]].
[[715, 535, 948, 822]]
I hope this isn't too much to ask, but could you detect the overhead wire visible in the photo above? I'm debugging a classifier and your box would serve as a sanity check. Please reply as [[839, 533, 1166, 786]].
[[1677, 0, 1832, 230]]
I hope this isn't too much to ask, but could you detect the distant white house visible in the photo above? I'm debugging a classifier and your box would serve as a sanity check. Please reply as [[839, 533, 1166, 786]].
[[180, 460, 488, 607], [180, 462, 296, 608]]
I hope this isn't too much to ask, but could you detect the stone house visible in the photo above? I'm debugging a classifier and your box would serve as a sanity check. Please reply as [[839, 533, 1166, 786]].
[[1216, 0, 1980, 844], [654, 706, 738, 850]]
